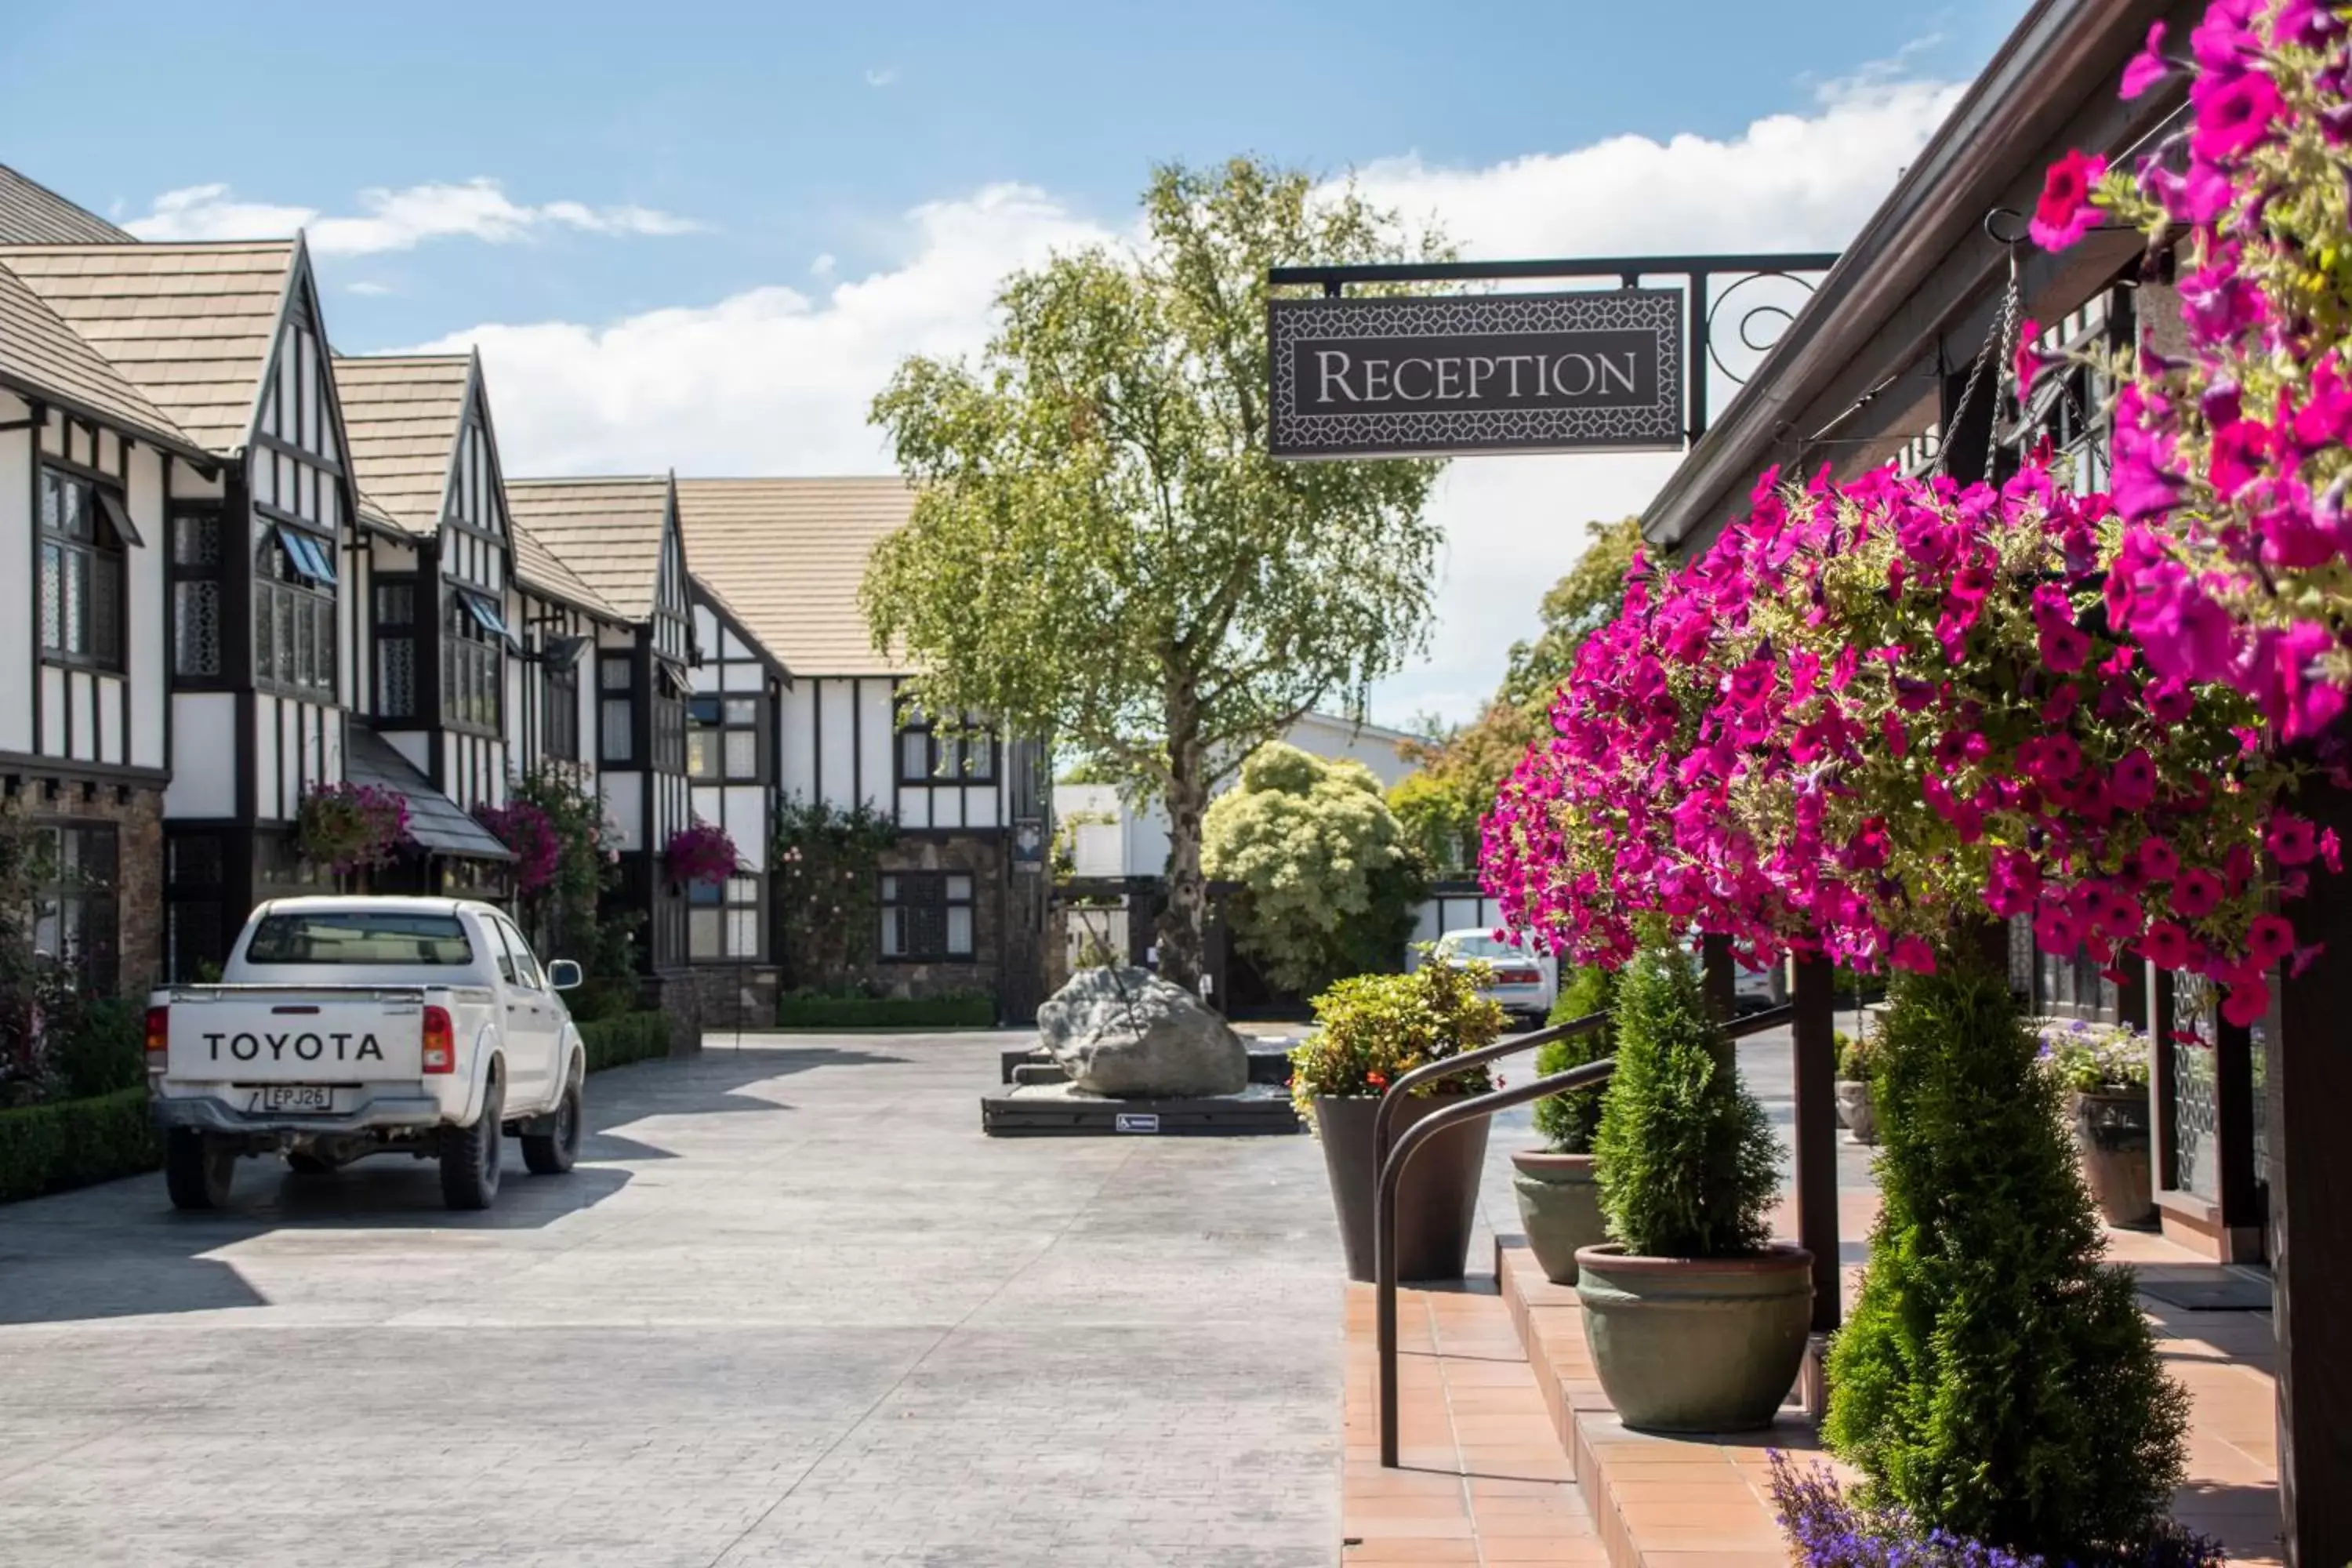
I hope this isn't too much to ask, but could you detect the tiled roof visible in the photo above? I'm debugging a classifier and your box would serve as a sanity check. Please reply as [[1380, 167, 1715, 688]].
[[0, 240, 296, 452], [0, 261, 198, 456], [332, 354, 471, 538], [506, 477, 671, 623], [511, 521, 620, 621], [0, 165, 133, 245], [673, 477, 914, 677]]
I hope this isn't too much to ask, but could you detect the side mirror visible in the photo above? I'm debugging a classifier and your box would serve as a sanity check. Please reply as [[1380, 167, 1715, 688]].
[[546, 960, 584, 992]]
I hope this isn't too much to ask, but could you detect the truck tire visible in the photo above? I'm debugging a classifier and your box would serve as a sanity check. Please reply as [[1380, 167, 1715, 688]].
[[439, 1077, 503, 1211], [521, 1078, 583, 1176], [165, 1129, 236, 1210]]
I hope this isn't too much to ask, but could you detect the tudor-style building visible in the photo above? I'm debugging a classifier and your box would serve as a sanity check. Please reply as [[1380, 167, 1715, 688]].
[[0, 258, 213, 995], [681, 577, 786, 1018], [506, 476, 699, 981], [673, 477, 1049, 1020], [0, 238, 374, 980]]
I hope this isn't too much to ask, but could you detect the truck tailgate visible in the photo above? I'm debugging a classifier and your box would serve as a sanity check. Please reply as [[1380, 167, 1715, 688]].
[[159, 990, 427, 1081]]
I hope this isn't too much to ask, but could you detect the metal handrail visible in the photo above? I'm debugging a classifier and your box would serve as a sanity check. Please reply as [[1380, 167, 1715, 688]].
[[1372, 1011, 1613, 1174], [1375, 1057, 1619, 1468], [1370, 998, 1798, 1468]]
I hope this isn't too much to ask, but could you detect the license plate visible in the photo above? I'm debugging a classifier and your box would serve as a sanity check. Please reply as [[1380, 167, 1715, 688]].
[[251, 1085, 333, 1112]]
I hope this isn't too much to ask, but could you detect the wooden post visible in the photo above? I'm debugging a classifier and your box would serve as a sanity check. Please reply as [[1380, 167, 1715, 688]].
[[2274, 782, 2352, 1567], [2148, 959, 2179, 1198], [1792, 954, 1841, 1334], [1701, 932, 1736, 1025]]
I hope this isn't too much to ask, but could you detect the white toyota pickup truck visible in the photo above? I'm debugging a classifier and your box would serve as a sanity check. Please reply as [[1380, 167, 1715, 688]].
[[146, 896, 591, 1212]]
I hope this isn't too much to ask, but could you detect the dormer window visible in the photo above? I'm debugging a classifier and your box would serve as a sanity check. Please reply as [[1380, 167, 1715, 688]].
[[254, 524, 337, 699], [442, 587, 503, 733], [39, 467, 132, 672]]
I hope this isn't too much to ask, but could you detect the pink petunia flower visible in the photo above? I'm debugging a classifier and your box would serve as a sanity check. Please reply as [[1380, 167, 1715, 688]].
[[2030, 150, 2109, 249], [2172, 869, 2225, 919], [2120, 22, 2170, 99]]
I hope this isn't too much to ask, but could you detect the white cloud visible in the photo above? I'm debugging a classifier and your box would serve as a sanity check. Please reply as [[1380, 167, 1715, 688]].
[[347, 281, 395, 296], [810, 252, 837, 278], [865, 66, 898, 87], [125, 178, 704, 256], [403, 74, 1965, 725]]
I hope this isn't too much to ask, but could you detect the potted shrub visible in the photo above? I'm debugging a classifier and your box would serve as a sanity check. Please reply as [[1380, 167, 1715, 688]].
[[1291, 959, 1508, 1283], [1512, 965, 1615, 1285], [1573, 940, 1809, 1432], [2038, 1018, 2155, 1228], [1833, 1029, 1878, 1145]]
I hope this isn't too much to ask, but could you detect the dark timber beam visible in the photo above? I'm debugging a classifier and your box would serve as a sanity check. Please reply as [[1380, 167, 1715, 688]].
[[1792, 955, 1841, 1335]]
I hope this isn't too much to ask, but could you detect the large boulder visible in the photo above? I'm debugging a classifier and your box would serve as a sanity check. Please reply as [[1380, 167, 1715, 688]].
[[1036, 967, 1248, 1098]]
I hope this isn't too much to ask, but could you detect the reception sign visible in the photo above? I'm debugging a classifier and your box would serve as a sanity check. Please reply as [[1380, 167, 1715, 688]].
[[1267, 289, 1685, 459]]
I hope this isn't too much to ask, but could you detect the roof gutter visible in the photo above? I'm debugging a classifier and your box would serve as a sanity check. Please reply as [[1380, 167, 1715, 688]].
[[1640, 0, 2159, 551]]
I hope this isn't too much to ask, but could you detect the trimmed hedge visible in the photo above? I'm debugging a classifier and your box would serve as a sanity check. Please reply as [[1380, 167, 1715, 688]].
[[0, 1088, 162, 1206], [579, 1010, 675, 1073], [774, 993, 996, 1030]]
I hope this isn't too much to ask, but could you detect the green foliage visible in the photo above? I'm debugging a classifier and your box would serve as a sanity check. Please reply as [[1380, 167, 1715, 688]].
[[1591, 943, 1779, 1258], [1203, 742, 1423, 996], [774, 990, 996, 1030], [51, 998, 144, 1100], [1835, 1028, 1875, 1082], [862, 157, 1450, 983], [511, 764, 633, 978], [772, 797, 898, 989], [1289, 959, 1507, 1115], [2035, 1018, 2151, 1094], [1501, 516, 1646, 710], [577, 1011, 674, 1074], [0, 1088, 160, 1205], [1824, 960, 2189, 1562], [1387, 769, 1482, 875], [1533, 966, 1617, 1153]]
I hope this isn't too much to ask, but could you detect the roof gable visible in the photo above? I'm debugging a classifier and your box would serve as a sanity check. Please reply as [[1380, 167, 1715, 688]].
[[0, 238, 303, 452], [506, 475, 674, 623], [332, 354, 474, 538], [0, 261, 199, 456], [512, 521, 621, 620], [673, 477, 914, 677]]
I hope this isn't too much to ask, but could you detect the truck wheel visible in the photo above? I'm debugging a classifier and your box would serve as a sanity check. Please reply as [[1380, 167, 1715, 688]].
[[521, 1079, 583, 1176], [439, 1078, 503, 1211], [165, 1129, 236, 1210]]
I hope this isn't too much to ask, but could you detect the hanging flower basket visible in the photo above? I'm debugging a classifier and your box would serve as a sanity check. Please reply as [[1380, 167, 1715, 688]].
[[474, 798, 562, 895], [662, 822, 739, 888], [296, 782, 411, 874]]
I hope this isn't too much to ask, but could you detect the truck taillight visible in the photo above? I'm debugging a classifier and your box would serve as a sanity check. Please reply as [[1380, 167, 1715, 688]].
[[421, 1006, 455, 1074], [144, 1007, 169, 1070]]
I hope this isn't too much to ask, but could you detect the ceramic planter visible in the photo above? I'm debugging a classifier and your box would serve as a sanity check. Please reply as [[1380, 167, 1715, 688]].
[[1834, 1080, 1878, 1145], [1511, 1150, 1607, 1285], [1573, 1243, 1813, 1433], [2070, 1088, 2155, 1227], [1312, 1094, 1490, 1283]]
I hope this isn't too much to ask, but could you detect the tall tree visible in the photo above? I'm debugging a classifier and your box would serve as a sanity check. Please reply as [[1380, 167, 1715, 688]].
[[864, 158, 1449, 985]]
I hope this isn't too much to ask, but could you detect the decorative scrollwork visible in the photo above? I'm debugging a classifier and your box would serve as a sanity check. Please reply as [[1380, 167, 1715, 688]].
[[1704, 270, 1827, 390]]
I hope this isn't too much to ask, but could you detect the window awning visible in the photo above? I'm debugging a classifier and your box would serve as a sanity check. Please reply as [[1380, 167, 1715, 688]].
[[341, 729, 514, 863], [536, 633, 588, 669], [459, 589, 508, 637], [277, 524, 336, 587], [96, 488, 143, 549]]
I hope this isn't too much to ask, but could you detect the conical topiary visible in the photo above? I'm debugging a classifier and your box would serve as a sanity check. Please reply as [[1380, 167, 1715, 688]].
[[1823, 955, 2190, 1562], [1591, 942, 1779, 1258], [1532, 965, 1616, 1153]]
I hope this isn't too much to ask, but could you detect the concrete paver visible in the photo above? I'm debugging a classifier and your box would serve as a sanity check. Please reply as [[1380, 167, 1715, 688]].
[[0, 1034, 1343, 1568]]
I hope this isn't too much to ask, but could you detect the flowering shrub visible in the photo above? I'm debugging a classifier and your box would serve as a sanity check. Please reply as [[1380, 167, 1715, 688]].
[[773, 797, 898, 988], [2036, 1018, 2152, 1094], [662, 821, 739, 888], [1766, 1452, 2222, 1568], [1287, 958, 1505, 1119], [473, 797, 561, 896], [1483, 460, 2310, 1025], [2034, 0, 2352, 750], [296, 782, 409, 873]]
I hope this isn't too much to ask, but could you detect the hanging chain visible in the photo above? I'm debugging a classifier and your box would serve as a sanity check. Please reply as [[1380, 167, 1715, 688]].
[[1937, 250, 2024, 476]]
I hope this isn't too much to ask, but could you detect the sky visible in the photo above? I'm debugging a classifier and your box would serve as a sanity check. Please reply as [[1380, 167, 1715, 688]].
[[3, 0, 2033, 728]]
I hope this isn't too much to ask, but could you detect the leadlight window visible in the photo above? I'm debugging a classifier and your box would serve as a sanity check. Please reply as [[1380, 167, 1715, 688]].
[[896, 706, 996, 783], [600, 653, 633, 762], [441, 587, 501, 732], [374, 579, 418, 718], [254, 527, 336, 699], [35, 823, 118, 994], [880, 872, 975, 960], [688, 694, 764, 782], [543, 637, 582, 763], [652, 662, 687, 774], [170, 507, 223, 679], [40, 468, 129, 671], [689, 873, 764, 960]]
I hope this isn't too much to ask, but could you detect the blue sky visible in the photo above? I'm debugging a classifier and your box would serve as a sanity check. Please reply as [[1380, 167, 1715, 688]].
[[3, 0, 2032, 724]]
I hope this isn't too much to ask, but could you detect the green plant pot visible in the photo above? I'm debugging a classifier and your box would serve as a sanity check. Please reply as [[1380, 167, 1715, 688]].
[[1835, 1080, 1877, 1145], [2069, 1089, 2155, 1228], [1510, 1149, 1606, 1286], [1312, 1094, 1489, 1283], [1573, 1243, 1813, 1433]]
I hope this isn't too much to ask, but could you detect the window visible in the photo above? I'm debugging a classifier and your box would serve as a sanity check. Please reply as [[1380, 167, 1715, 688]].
[[254, 526, 336, 699], [688, 694, 764, 782], [441, 586, 501, 732], [651, 662, 687, 773], [689, 873, 765, 960], [35, 825, 118, 993], [169, 506, 224, 681], [40, 468, 129, 671], [493, 917, 546, 989], [373, 579, 418, 718], [880, 872, 975, 960], [600, 653, 633, 763], [244, 909, 474, 966], [542, 637, 583, 762], [895, 706, 997, 784]]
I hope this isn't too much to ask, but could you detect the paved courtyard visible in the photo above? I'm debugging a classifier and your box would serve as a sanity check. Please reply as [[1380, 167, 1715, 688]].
[[0, 1034, 1345, 1568]]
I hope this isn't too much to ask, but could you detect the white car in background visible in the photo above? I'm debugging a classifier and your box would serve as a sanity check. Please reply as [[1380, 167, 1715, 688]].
[[1431, 929, 1559, 1023]]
